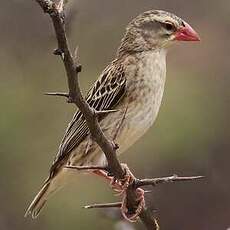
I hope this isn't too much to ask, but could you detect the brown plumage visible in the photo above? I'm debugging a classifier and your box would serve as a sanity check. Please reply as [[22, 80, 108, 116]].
[[25, 10, 200, 218]]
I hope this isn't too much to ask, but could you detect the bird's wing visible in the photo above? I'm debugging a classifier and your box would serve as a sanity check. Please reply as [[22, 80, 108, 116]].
[[50, 63, 126, 174]]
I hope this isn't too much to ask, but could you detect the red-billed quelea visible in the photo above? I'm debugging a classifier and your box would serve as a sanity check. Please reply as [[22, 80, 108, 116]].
[[25, 10, 200, 219]]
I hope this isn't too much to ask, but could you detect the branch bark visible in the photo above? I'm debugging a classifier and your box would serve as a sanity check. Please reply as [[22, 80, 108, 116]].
[[34, 1, 203, 229]]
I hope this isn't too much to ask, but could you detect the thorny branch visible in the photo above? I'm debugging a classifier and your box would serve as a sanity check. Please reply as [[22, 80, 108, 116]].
[[34, 1, 204, 229], [35, 0, 125, 179], [134, 175, 205, 188]]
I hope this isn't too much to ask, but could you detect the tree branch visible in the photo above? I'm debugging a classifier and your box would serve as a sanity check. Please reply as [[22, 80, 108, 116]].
[[35, 0, 124, 179], [44, 92, 69, 98]]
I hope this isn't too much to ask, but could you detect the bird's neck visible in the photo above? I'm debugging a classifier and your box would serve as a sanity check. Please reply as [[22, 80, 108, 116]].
[[134, 49, 167, 83], [116, 48, 167, 100], [117, 29, 162, 57], [135, 48, 167, 63], [117, 41, 152, 57], [115, 48, 167, 83]]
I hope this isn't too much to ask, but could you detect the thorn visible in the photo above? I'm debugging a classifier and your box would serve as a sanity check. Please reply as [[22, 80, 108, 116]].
[[95, 109, 119, 116], [83, 202, 122, 209], [135, 175, 205, 188], [44, 92, 69, 98], [65, 165, 108, 171], [144, 190, 153, 194]]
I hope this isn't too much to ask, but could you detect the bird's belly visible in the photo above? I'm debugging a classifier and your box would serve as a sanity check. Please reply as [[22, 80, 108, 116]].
[[100, 86, 164, 157], [114, 98, 161, 154]]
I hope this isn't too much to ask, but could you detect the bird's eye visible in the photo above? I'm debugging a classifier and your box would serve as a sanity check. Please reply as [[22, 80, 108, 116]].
[[163, 22, 175, 31]]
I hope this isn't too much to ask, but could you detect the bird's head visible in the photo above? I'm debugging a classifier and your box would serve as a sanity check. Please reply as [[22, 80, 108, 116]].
[[119, 10, 200, 54]]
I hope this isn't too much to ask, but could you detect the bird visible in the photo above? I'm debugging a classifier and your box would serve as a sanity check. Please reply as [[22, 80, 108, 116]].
[[25, 10, 200, 219]]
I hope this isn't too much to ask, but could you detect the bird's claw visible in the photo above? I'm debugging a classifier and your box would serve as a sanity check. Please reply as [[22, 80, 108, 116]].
[[109, 164, 145, 222], [109, 164, 134, 192], [91, 164, 145, 222]]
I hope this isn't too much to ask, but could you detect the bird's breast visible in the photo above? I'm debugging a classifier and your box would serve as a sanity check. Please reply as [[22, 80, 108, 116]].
[[126, 50, 166, 122], [113, 50, 167, 153]]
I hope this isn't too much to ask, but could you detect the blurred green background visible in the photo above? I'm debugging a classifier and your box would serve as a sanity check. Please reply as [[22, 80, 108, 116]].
[[0, 0, 230, 229]]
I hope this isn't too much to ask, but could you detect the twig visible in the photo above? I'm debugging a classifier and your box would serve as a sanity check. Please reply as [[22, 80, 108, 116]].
[[44, 92, 69, 98], [95, 109, 119, 116], [83, 202, 122, 209], [135, 175, 205, 188], [65, 165, 108, 171]]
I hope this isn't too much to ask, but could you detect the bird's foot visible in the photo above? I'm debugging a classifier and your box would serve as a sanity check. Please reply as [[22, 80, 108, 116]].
[[92, 164, 145, 222], [91, 163, 132, 193], [109, 163, 134, 194], [92, 169, 111, 181], [91, 168, 125, 193]]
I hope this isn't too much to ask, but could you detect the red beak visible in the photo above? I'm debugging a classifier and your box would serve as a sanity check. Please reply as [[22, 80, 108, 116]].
[[175, 22, 200, 41]]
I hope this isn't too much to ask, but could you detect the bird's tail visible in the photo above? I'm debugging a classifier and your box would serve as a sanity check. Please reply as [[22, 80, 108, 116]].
[[25, 178, 58, 219]]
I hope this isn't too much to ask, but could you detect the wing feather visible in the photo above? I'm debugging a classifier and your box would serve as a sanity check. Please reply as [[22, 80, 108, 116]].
[[51, 63, 126, 173]]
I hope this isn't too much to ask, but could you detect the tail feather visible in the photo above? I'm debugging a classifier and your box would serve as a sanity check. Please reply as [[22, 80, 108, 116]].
[[25, 168, 75, 218], [25, 179, 54, 219]]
